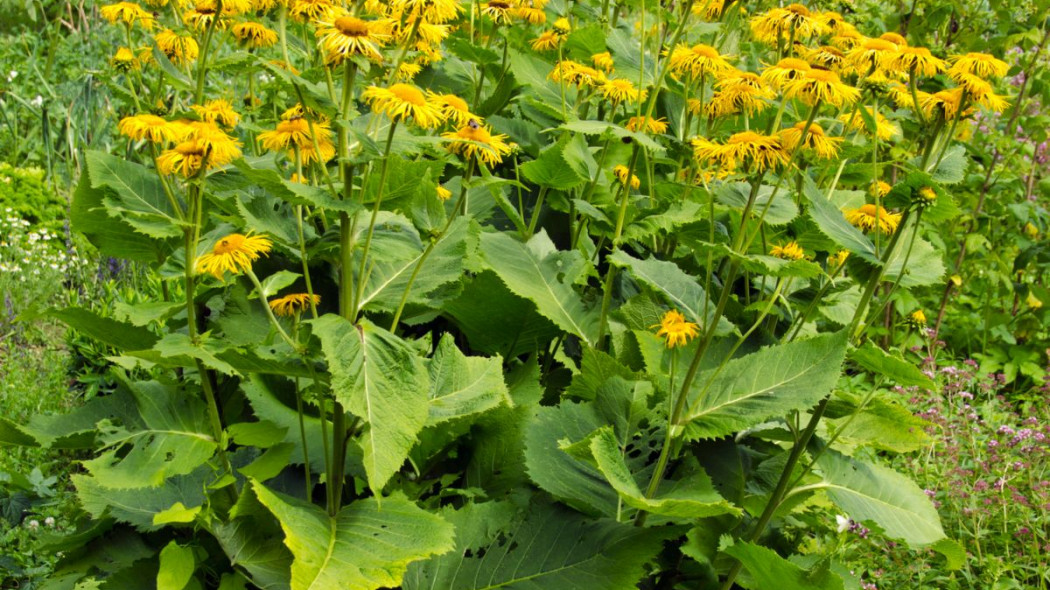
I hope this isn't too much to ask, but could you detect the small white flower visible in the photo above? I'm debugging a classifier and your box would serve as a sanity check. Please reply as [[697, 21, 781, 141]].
[[44, 517, 55, 527], [835, 514, 850, 533], [30, 95, 44, 107], [27, 519, 39, 530], [7, 71, 16, 82]]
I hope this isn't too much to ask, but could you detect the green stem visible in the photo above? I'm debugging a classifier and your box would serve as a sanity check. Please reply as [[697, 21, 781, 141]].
[[352, 121, 399, 320]]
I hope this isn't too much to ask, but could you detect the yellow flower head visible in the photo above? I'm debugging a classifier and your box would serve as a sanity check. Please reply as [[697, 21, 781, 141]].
[[436, 185, 452, 201], [156, 123, 242, 177], [155, 29, 199, 65], [779, 122, 842, 159], [667, 43, 733, 79], [99, 2, 155, 28], [289, 0, 336, 22], [549, 60, 606, 87], [196, 233, 272, 279], [362, 83, 445, 128], [869, 180, 892, 197], [890, 46, 947, 77], [951, 73, 1010, 113], [591, 51, 615, 72], [394, 62, 423, 81], [183, 0, 232, 31], [269, 293, 320, 317], [258, 117, 334, 162], [692, 131, 789, 173], [693, 0, 725, 21], [770, 241, 805, 261], [394, 0, 463, 23], [315, 13, 389, 64], [118, 114, 182, 144], [232, 21, 278, 48], [191, 99, 240, 129], [531, 30, 564, 51], [613, 165, 640, 189], [442, 121, 513, 166], [803, 46, 846, 71], [920, 88, 967, 120], [948, 52, 1010, 80], [625, 116, 668, 134], [783, 68, 860, 107], [481, 1, 514, 24], [838, 107, 898, 141], [111, 47, 141, 72], [514, 5, 547, 24], [428, 93, 477, 126], [760, 57, 811, 89], [652, 309, 699, 349], [600, 78, 646, 105], [846, 37, 899, 73], [551, 16, 570, 34], [1026, 291, 1043, 309], [908, 309, 927, 327], [829, 249, 850, 268], [750, 4, 829, 45], [844, 203, 902, 234]]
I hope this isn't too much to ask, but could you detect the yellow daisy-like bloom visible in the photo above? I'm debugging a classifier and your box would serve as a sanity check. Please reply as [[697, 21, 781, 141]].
[[232, 21, 278, 48], [1026, 291, 1043, 309], [918, 186, 937, 203], [592, 51, 614, 72], [514, 5, 547, 24], [667, 43, 734, 79], [394, 0, 463, 23], [948, 52, 1010, 79], [442, 122, 513, 166], [890, 46, 947, 77], [750, 4, 830, 45], [258, 117, 332, 157], [779, 122, 842, 159], [600, 78, 646, 105], [907, 309, 927, 327], [195, 233, 272, 279], [783, 69, 860, 107], [625, 116, 668, 134], [760, 57, 811, 89], [315, 13, 389, 64], [844, 203, 902, 234], [920, 88, 966, 120], [885, 81, 916, 109], [118, 114, 182, 144], [156, 123, 242, 177], [846, 37, 899, 73], [551, 16, 570, 34], [829, 249, 850, 268], [394, 62, 423, 81], [770, 241, 805, 261], [155, 29, 199, 65], [830, 28, 864, 50], [99, 2, 155, 28], [289, 0, 336, 23], [869, 180, 891, 197], [879, 32, 907, 47], [951, 73, 1010, 113], [838, 107, 898, 141], [362, 83, 444, 128], [693, 0, 725, 20], [430, 93, 478, 126], [613, 165, 640, 189], [191, 99, 240, 129], [183, 1, 229, 31], [531, 30, 564, 51], [436, 185, 452, 201], [804, 45, 846, 71], [269, 293, 320, 317], [692, 131, 789, 173], [703, 87, 772, 117], [652, 309, 699, 349], [549, 60, 606, 87], [111, 47, 140, 72], [481, 1, 514, 24], [818, 11, 851, 35]]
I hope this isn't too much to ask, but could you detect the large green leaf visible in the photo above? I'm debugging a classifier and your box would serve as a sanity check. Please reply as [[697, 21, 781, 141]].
[[312, 315, 429, 492], [73, 466, 209, 531], [826, 393, 929, 454], [70, 172, 164, 262], [848, 342, 934, 389], [426, 334, 510, 425], [717, 182, 799, 226], [252, 482, 454, 590], [82, 380, 217, 488], [722, 540, 845, 590], [589, 427, 739, 519], [242, 375, 326, 472], [85, 150, 184, 238], [802, 181, 878, 265], [681, 331, 848, 440], [50, 307, 160, 351], [815, 448, 945, 546], [520, 135, 588, 189], [403, 499, 678, 590], [157, 541, 195, 590], [211, 486, 293, 590], [480, 231, 600, 345]]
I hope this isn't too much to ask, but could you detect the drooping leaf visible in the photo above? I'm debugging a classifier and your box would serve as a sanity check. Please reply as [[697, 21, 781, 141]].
[[681, 331, 848, 440], [481, 231, 600, 345], [802, 181, 879, 265], [722, 540, 845, 590], [253, 482, 454, 590], [426, 334, 510, 425], [312, 315, 429, 492], [717, 182, 799, 226], [73, 467, 209, 531], [85, 150, 185, 239], [49, 307, 160, 351], [71, 171, 165, 263], [157, 541, 195, 590]]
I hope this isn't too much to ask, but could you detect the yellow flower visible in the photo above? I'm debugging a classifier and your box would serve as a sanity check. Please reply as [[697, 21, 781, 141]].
[[869, 180, 891, 197], [625, 116, 668, 134], [919, 88, 966, 120], [514, 5, 547, 24], [838, 107, 898, 141], [783, 69, 860, 107], [430, 93, 478, 126], [258, 117, 334, 162], [551, 16, 570, 34], [803, 45, 846, 71], [750, 4, 830, 45], [315, 14, 389, 64], [436, 185, 452, 201], [613, 165, 640, 189], [591, 51, 614, 72], [111, 47, 140, 72], [760, 57, 811, 89], [908, 309, 927, 327], [948, 52, 1010, 80], [442, 121, 513, 166], [289, 0, 336, 22], [394, 0, 462, 23], [652, 309, 699, 349], [829, 249, 850, 268], [951, 73, 1010, 113], [770, 241, 805, 260], [1024, 222, 1039, 238], [155, 29, 199, 65], [232, 21, 278, 48], [918, 187, 937, 203], [531, 30, 564, 51], [600, 78, 645, 105], [394, 62, 422, 81], [1026, 291, 1043, 309], [156, 123, 242, 177], [195, 233, 272, 279], [779, 122, 842, 159], [362, 83, 444, 128], [269, 293, 320, 317], [844, 203, 902, 234], [846, 37, 899, 73], [667, 43, 733, 79], [191, 99, 240, 129], [549, 60, 606, 87], [692, 131, 789, 173], [118, 114, 183, 144], [481, 1, 514, 24], [889, 46, 947, 77], [692, 0, 725, 20], [184, 0, 231, 31], [99, 2, 155, 28], [703, 75, 775, 117]]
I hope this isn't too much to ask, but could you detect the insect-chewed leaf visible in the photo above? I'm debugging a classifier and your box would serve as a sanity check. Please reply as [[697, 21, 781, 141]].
[[680, 331, 848, 441], [253, 482, 454, 590]]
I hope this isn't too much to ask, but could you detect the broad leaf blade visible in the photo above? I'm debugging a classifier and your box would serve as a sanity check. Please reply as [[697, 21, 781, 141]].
[[427, 334, 510, 425]]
